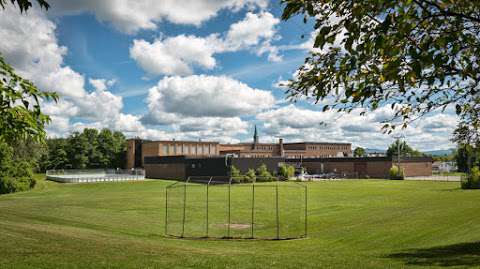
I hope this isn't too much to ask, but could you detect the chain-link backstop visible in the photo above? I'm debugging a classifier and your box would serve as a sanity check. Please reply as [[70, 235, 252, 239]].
[[165, 177, 307, 240]]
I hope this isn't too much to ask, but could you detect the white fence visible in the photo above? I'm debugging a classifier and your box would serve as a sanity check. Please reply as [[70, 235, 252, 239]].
[[405, 175, 461, 182], [46, 168, 145, 183]]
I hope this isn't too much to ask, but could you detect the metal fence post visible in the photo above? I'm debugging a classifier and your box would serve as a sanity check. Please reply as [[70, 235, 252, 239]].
[[165, 186, 168, 235], [181, 181, 187, 238], [206, 177, 212, 237], [275, 181, 280, 240], [304, 185, 308, 238], [227, 178, 231, 238], [251, 182, 255, 238]]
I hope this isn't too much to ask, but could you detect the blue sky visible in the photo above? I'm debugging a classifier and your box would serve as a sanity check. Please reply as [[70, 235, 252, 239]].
[[0, 0, 458, 150]]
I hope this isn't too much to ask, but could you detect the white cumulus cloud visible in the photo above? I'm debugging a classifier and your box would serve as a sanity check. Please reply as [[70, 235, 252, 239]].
[[0, 6, 142, 137], [48, 0, 268, 33], [144, 75, 275, 123], [130, 35, 220, 76], [130, 12, 281, 76]]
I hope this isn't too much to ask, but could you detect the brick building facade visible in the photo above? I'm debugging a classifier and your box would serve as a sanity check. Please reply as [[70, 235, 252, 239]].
[[218, 126, 351, 158], [127, 126, 352, 169], [127, 139, 219, 168]]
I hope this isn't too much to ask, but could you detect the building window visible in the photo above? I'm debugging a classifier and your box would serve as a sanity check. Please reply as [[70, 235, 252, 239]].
[[163, 145, 168, 155], [198, 145, 203, 155]]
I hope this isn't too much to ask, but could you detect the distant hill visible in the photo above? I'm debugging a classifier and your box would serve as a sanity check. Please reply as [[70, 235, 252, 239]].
[[365, 148, 386, 154], [422, 148, 455, 156], [364, 148, 455, 156]]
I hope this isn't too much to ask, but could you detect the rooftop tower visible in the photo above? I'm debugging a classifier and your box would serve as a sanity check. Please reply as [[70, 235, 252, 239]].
[[253, 125, 259, 144]]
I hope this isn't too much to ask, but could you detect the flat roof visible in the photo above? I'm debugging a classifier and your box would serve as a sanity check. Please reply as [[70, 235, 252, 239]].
[[284, 142, 351, 145], [141, 140, 219, 144], [220, 141, 351, 146]]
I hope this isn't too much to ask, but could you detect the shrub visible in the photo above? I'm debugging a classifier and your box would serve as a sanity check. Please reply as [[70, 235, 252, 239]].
[[256, 164, 275, 182], [461, 166, 480, 189], [0, 176, 36, 194], [0, 161, 36, 194], [245, 169, 256, 182], [389, 165, 404, 180], [231, 165, 241, 177], [279, 164, 295, 179], [230, 165, 244, 183], [0, 140, 36, 194]]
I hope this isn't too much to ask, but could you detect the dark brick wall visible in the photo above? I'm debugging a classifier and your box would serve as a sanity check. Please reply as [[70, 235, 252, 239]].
[[144, 163, 185, 179], [232, 157, 285, 174], [400, 161, 432, 177], [185, 157, 229, 178], [286, 157, 432, 178], [142, 156, 432, 180]]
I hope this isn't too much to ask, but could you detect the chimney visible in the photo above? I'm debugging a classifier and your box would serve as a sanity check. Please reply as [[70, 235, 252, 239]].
[[279, 138, 284, 157]]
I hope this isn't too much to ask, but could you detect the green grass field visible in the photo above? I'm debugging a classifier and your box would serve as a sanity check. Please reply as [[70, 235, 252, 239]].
[[1, 176, 480, 269]]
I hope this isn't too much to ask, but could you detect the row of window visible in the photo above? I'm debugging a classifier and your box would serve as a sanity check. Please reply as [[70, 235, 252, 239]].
[[307, 145, 349, 151], [285, 154, 338, 158], [243, 154, 271, 158], [162, 143, 217, 156], [254, 145, 274, 150]]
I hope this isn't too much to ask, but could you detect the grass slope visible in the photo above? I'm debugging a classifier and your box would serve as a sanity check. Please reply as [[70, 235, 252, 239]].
[[0, 177, 479, 269]]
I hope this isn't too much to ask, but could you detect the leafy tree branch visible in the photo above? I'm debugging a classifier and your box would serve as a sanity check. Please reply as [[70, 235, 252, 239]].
[[281, 0, 480, 134]]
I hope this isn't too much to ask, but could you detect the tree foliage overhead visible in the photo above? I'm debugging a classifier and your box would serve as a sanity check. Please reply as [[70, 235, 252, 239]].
[[0, 55, 58, 143], [0, 0, 51, 195], [281, 1, 480, 133], [0, 0, 49, 12]]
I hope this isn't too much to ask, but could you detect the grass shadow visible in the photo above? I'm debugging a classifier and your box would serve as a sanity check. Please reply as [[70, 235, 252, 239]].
[[387, 241, 480, 267]]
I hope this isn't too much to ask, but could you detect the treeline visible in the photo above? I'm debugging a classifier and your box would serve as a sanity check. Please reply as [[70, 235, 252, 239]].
[[0, 128, 126, 194], [386, 140, 424, 158], [40, 128, 126, 171]]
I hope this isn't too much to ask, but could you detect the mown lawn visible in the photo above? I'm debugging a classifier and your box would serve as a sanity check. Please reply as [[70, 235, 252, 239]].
[[0, 176, 479, 269]]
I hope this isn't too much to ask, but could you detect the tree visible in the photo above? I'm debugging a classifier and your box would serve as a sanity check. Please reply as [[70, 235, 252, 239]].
[[0, 139, 37, 194], [67, 131, 89, 169], [279, 164, 295, 179], [455, 144, 479, 173], [0, 0, 53, 195], [0, 55, 57, 143], [39, 128, 127, 171], [10, 139, 46, 172], [353, 147, 366, 157], [39, 138, 68, 171], [281, 1, 480, 132], [386, 140, 423, 158], [1, 0, 54, 143], [111, 130, 127, 168], [0, 0, 49, 12]]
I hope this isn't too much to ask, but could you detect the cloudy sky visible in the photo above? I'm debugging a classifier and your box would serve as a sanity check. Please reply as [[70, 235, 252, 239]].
[[0, 1, 458, 150]]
